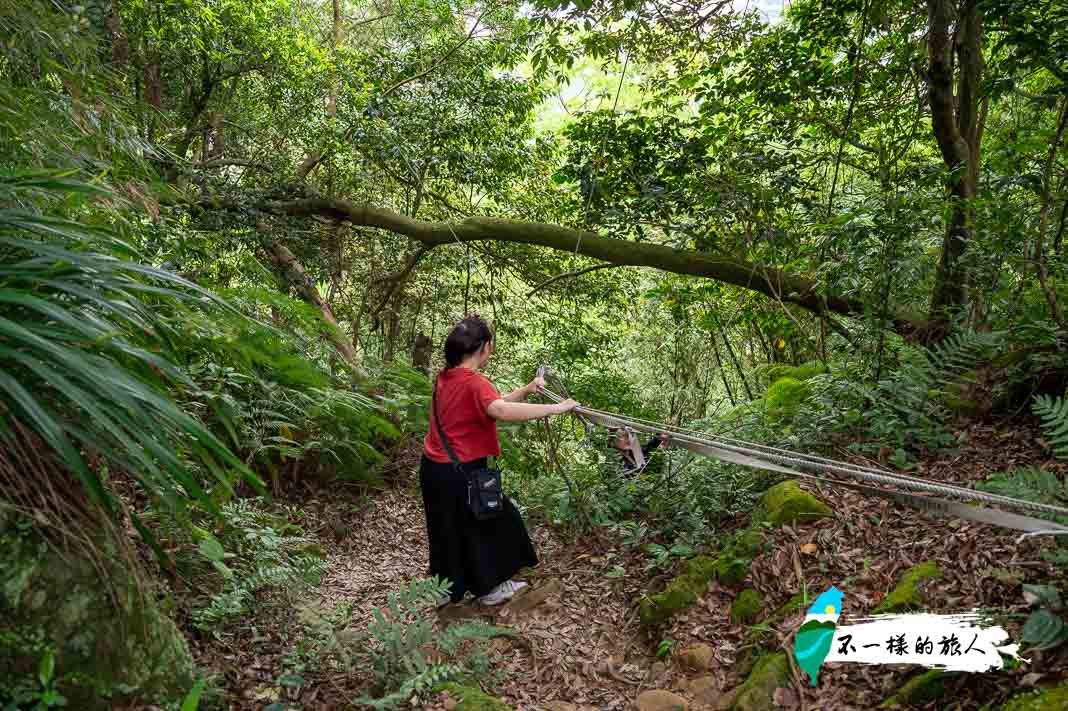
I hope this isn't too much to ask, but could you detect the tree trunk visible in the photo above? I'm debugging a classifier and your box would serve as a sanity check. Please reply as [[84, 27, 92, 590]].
[[412, 332, 432, 375], [107, 0, 129, 68], [1054, 170, 1067, 257], [721, 330, 754, 402], [709, 331, 736, 406], [925, 0, 984, 340], [143, 58, 161, 144], [328, 0, 342, 118], [263, 239, 361, 370], [1034, 97, 1068, 331]]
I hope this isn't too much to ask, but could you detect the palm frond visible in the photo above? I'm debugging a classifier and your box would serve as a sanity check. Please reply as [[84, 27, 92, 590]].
[[0, 171, 262, 556]]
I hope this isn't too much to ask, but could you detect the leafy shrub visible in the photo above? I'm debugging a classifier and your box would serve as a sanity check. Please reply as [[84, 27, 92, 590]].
[[0, 170, 257, 559], [765, 377, 808, 421], [1018, 584, 1068, 652], [372, 363, 433, 436], [789, 331, 1005, 458], [2, 648, 68, 710], [759, 361, 827, 385], [176, 299, 406, 488]]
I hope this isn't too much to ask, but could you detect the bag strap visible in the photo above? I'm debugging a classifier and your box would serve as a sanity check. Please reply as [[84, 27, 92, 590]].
[[432, 375, 464, 472]]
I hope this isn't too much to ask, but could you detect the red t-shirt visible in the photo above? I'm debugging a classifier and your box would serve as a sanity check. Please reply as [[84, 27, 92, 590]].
[[423, 367, 502, 464]]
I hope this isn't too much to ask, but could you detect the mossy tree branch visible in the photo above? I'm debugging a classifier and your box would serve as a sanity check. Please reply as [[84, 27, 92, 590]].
[[256, 196, 920, 334]]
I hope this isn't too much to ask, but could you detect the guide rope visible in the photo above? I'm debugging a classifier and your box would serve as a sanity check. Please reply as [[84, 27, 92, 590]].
[[535, 366, 1068, 535]]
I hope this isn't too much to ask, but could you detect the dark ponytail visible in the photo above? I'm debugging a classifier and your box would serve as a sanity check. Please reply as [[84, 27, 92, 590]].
[[442, 314, 493, 369]]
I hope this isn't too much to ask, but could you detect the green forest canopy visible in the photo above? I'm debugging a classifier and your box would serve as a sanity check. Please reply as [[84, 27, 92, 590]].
[[3, 0, 1067, 388]]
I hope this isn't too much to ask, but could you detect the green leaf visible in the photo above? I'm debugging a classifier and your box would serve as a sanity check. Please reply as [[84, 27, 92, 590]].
[[37, 649, 55, 687], [278, 672, 305, 687], [198, 537, 227, 563], [644, 543, 668, 557], [1020, 609, 1068, 650], [1022, 584, 1063, 610], [211, 560, 234, 578], [180, 679, 206, 711]]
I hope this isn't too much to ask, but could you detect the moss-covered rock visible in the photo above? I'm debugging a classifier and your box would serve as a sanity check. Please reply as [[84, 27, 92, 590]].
[[0, 517, 194, 709], [765, 378, 809, 420], [639, 555, 716, 627], [639, 530, 765, 626], [763, 362, 828, 384], [755, 481, 832, 528], [637, 689, 690, 710], [638, 555, 714, 627], [732, 644, 765, 680], [1001, 685, 1068, 711], [879, 669, 946, 708], [729, 652, 790, 711], [731, 589, 764, 624], [874, 561, 941, 614], [713, 529, 765, 586], [734, 592, 810, 677], [437, 682, 513, 710], [677, 643, 714, 671]]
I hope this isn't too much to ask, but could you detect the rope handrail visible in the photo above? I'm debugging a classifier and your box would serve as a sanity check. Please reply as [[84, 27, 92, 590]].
[[534, 368, 1068, 535]]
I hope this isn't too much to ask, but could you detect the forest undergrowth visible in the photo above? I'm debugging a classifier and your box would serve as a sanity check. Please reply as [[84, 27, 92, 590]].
[[4, 0, 1068, 709], [156, 413, 1068, 711]]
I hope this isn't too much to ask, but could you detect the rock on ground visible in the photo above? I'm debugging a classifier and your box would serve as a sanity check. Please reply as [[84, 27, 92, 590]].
[[637, 688, 691, 711], [0, 513, 193, 709], [677, 643, 715, 672], [729, 652, 789, 711]]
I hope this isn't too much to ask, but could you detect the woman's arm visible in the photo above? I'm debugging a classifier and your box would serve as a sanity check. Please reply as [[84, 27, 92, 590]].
[[501, 382, 536, 402], [486, 397, 577, 422], [500, 376, 545, 403]]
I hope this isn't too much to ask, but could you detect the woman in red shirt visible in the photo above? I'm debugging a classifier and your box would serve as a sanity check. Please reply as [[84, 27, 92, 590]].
[[422, 315, 577, 606]]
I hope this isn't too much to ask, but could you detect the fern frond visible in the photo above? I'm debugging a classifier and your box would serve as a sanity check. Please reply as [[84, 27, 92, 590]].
[[1033, 395, 1068, 459], [976, 467, 1068, 524], [357, 663, 462, 709], [927, 329, 1005, 379], [437, 622, 513, 655]]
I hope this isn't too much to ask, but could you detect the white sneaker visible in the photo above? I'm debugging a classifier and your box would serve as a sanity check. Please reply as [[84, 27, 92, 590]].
[[435, 594, 452, 609], [478, 579, 528, 606]]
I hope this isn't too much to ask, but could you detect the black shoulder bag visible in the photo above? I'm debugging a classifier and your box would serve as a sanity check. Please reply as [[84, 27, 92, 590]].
[[432, 382, 505, 521]]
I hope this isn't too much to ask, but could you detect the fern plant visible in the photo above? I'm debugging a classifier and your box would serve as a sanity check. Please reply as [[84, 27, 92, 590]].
[[1033, 395, 1068, 460], [353, 577, 512, 709], [975, 468, 1068, 526], [926, 330, 1006, 378], [359, 664, 464, 711], [789, 330, 1006, 459], [175, 290, 407, 488], [191, 499, 326, 631]]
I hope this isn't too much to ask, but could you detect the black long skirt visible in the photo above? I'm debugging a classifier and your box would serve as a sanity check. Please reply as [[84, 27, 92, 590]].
[[419, 455, 538, 602]]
